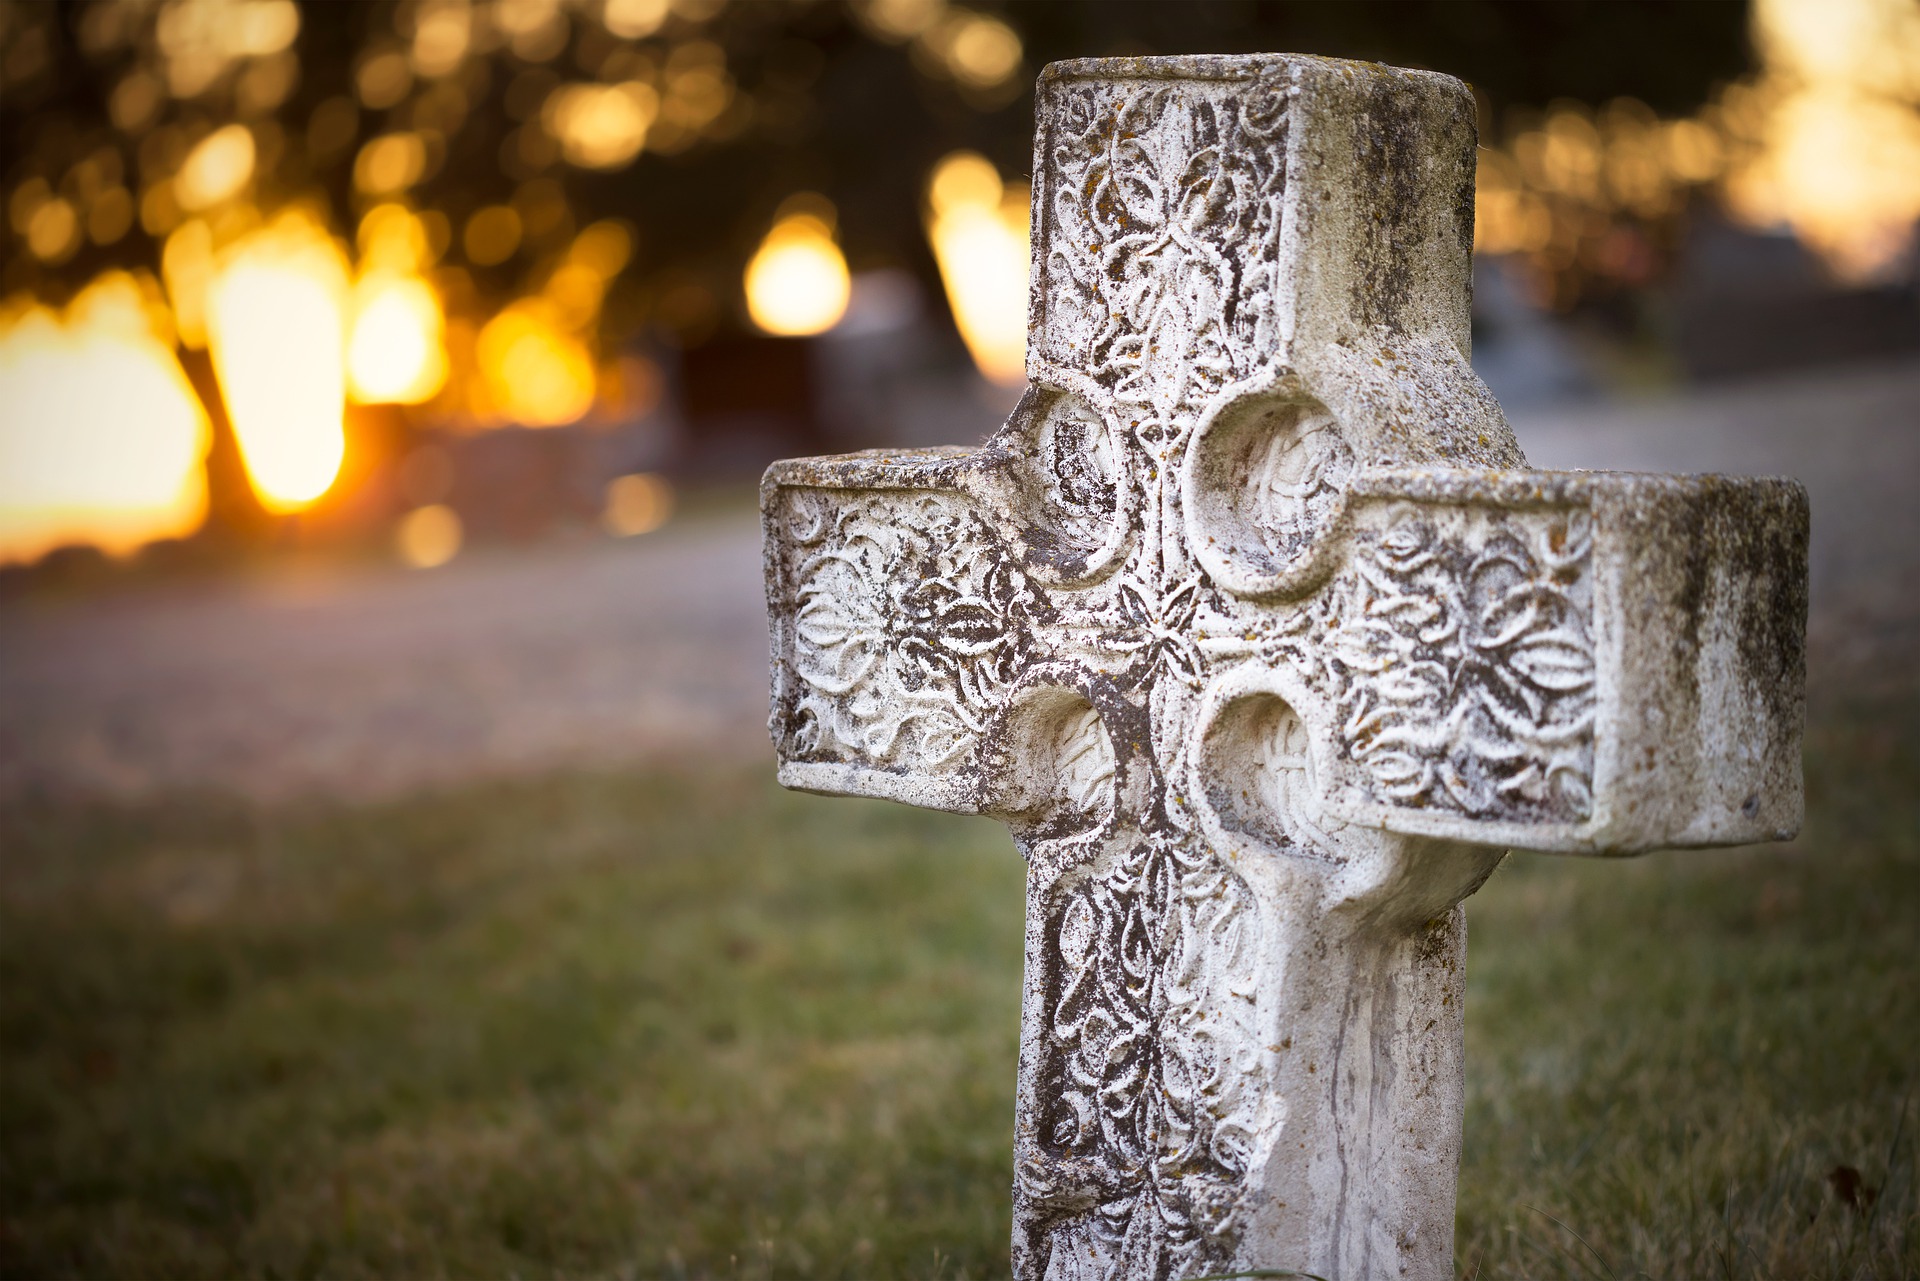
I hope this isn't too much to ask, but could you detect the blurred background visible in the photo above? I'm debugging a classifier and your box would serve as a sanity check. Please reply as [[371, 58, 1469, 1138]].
[[1, 0, 1916, 577], [0, 3, 1916, 1276], [3, 0, 1917, 797]]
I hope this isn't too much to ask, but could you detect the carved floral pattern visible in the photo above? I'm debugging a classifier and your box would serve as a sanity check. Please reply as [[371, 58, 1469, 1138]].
[[1326, 507, 1597, 822], [1015, 72, 1295, 1274], [1110, 574, 1207, 684], [1041, 74, 1290, 431], [784, 491, 1038, 773], [1021, 831, 1262, 1279]]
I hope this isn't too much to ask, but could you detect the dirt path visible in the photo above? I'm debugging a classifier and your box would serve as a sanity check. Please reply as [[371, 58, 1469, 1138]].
[[0, 515, 772, 799], [3, 359, 1912, 800]]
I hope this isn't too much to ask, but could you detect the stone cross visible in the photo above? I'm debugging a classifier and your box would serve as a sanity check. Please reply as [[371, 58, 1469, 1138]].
[[761, 54, 1807, 1281]]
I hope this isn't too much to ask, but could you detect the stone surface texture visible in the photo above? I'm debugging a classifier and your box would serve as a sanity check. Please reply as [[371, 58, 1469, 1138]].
[[761, 55, 1808, 1281]]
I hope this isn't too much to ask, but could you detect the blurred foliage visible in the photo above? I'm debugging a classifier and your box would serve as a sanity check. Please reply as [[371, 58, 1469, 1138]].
[[1, 0, 1754, 341]]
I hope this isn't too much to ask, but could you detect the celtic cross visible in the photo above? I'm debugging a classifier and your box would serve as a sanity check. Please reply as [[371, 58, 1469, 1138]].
[[761, 55, 1808, 1281]]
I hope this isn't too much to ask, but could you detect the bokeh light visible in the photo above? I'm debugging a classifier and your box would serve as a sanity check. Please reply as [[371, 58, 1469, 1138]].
[[934, 12, 1023, 91], [154, 0, 302, 98], [463, 216, 632, 426], [2, 0, 1913, 571], [477, 299, 596, 427], [1727, 0, 1920, 280], [410, 0, 473, 77], [744, 198, 851, 337], [603, 0, 671, 40], [24, 198, 80, 264], [349, 274, 448, 405], [544, 81, 660, 170], [205, 210, 350, 512], [347, 204, 449, 405], [354, 132, 430, 198], [175, 124, 256, 211], [0, 274, 211, 564], [464, 205, 523, 265], [603, 472, 674, 537], [856, 0, 1024, 96], [395, 502, 463, 567], [1475, 0, 1920, 298], [924, 151, 1028, 386], [161, 219, 216, 348]]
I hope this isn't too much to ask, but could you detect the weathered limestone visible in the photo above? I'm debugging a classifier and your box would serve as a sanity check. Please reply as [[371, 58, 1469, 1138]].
[[761, 55, 1808, 1281]]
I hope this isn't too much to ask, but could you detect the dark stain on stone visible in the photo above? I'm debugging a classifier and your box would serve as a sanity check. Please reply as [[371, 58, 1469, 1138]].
[[1348, 74, 1435, 332]]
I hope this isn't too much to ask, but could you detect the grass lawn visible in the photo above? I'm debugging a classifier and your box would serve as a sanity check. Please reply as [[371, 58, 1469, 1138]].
[[2, 693, 1914, 1279]]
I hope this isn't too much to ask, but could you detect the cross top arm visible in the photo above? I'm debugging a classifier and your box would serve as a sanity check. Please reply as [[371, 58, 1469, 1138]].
[[762, 51, 1806, 858]]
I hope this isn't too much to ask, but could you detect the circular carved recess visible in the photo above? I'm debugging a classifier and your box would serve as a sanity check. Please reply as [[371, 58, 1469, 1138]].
[[1196, 692, 1343, 864], [1008, 389, 1129, 585], [1183, 394, 1355, 598], [991, 686, 1116, 834]]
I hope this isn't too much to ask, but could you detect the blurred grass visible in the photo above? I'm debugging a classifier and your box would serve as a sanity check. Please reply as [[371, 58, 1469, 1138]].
[[0, 772, 1025, 1278], [1454, 692, 1920, 1279], [0, 693, 1914, 1279]]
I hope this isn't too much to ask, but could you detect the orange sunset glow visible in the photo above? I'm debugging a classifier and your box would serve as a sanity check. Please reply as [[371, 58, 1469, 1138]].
[[0, 275, 210, 564], [205, 210, 351, 513], [745, 198, 852, 338]]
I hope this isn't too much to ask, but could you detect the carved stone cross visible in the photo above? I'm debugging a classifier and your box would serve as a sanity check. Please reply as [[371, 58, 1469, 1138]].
[[761, 55, 1807, 1281]]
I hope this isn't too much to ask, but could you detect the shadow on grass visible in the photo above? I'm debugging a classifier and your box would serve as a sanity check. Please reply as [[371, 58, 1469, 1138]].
[[1, 693, 1915, 1278]]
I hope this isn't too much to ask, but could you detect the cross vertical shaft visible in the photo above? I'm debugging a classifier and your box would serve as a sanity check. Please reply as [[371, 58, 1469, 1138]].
[[762, 54, 1807, 1281]]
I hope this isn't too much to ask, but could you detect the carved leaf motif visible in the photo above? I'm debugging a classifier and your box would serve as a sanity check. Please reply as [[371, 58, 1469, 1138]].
[[1042, 75, 1289, 434], [1053, 705, 1117, 814], [1326, 508, 1598, 823], [783, 492, 1035, 774], [1025, 830, 1262, 1279], [1507, 636, 1598, 692]]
